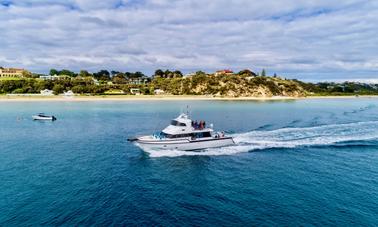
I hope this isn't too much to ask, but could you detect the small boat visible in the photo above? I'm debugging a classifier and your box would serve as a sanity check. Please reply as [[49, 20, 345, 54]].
[[32, 113, 57, 121], [129, 113, 235, 151]]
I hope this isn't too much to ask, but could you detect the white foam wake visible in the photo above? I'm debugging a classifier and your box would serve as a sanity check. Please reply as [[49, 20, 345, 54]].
[[141, 121, 378, 158]]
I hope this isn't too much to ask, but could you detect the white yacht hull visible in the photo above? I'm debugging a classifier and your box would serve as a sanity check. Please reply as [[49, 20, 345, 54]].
[[32, 116, 56, 121], [136, 137, 235, 151]]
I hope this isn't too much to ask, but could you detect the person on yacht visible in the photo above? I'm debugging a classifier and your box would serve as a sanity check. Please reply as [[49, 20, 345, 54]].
[[191, 120, 207, 130]]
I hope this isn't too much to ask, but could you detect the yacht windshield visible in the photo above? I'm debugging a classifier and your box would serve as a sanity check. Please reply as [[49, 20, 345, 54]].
[[153, 132, 169, 139], [171, 120, 186, 127], [154, 132, 212, 139]]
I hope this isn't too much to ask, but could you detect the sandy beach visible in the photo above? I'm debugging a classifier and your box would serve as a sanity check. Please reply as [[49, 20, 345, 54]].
[[0, 95, 296, 102], [0, 94, 377, 102]]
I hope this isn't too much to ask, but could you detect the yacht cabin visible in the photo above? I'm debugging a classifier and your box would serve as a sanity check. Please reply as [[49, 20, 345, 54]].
[[154, 113, 213, 139]]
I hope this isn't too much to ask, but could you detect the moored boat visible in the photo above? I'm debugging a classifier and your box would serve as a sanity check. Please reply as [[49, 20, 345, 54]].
[[32, 113, 57, 121], [129, 113, 235, 151]]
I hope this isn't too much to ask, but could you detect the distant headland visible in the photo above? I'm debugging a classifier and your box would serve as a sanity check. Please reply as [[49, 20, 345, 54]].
[[1, 67, 378, 99]]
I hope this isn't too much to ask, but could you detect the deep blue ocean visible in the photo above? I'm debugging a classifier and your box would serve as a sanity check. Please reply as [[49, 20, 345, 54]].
[[0, 98, 377, 226]]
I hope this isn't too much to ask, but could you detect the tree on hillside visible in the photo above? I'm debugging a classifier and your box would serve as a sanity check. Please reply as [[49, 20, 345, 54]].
[[238, 69, 257, 77], [93, 70, 110, 81], [22, 70, 33, 78], [71, 85, 86, 94], [195, 71, 206, 76], [79, 70, 91, 77], [164, 69, 173, 78], [124, 72, 130, 79], [49, 69, 59, 76], [59, 69, 76, 77], [154, 69, 164, 78], [134, 71, 145, 78], [261, 69, 266, 77], [52, 84, 64, 95], [111, 71, 120, 77], [112, 74, 127, 84], [173, 70, 183, 78]]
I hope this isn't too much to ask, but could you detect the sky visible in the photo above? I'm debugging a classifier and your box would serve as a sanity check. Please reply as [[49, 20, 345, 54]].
[[0, 0, 377, 81]]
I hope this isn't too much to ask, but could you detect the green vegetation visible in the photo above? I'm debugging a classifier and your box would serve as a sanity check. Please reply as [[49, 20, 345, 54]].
[[181, 73, 305, 97], [0, 77, 23, 81], [1, 68, 378, 97], [295, 80, 378, 96]]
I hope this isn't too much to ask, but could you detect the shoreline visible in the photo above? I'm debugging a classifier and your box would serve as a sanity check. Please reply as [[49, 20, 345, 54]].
[[0, 95, 378, 102]]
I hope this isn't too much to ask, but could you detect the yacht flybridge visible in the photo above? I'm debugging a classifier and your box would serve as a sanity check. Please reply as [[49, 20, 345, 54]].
[[129, 113, 235, 151]]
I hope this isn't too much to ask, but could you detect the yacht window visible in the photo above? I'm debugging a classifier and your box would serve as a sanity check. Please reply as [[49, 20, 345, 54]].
[[172, 134, 191, 138], [192, 132, 212, 138], [202, 132, 212, 137], [171, 120, 186, 127]]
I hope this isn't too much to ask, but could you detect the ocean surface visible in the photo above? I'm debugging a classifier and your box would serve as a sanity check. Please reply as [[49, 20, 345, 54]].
[[0, 98, 377, 226]]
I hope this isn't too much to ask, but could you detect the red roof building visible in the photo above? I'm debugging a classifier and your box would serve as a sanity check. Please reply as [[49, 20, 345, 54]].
[[215, 69, 234, 76]]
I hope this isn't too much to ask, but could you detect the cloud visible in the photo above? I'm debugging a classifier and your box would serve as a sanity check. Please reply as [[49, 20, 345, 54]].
[[0, 0, 377, 81], [74, 0, 122, 10]]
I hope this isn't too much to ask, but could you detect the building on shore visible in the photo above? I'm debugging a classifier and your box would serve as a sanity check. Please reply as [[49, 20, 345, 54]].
[[129, 77, 151, 85], [130, 88, 141, 95], [183, 73, 196, 78], [0, 67, 26, 78], [39, 74, 68, 80], [214, 69, 234, 76]]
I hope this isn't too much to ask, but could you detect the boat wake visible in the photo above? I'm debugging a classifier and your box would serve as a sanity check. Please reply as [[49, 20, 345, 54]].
[[141, 121, 378, 158]]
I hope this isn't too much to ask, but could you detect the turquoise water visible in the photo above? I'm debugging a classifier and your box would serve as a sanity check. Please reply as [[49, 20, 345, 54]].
[[0, 99, 377, 226]]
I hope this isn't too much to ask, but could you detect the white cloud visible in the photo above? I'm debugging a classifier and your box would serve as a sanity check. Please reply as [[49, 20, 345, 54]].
[[0, 0, 377, 81], [74, 0, 121, 10]]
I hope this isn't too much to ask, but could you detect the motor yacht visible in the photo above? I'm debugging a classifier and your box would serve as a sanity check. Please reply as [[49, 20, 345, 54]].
[[129, 113, 235, 151], [32, 113, 57, 121]]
